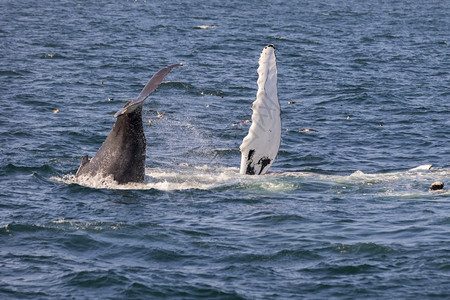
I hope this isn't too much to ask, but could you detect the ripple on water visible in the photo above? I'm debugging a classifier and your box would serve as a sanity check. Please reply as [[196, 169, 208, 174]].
[[1, 0, 449, 299]]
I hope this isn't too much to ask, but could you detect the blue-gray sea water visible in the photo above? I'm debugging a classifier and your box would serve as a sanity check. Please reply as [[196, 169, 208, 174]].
[[1, 0, 449, 299]]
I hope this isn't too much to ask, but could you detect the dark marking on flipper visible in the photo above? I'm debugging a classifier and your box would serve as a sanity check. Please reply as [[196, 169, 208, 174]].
[[247, 149, 255, 161], [257, 157, 272, 175], [245, 149, 256, 175], [244, 151, 271, 175], [246, 164, 256, 175]]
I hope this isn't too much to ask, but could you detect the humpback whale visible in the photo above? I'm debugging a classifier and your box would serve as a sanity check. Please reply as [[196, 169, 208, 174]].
[[76, 63, 182, 184], [239, 44, 281, 175]]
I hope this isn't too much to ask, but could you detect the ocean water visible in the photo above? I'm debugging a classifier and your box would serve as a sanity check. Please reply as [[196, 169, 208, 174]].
[[1, 0, 449, 299]]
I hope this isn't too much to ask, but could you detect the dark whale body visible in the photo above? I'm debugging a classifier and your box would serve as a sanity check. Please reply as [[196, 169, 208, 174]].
[[76, 63, 182, 184]]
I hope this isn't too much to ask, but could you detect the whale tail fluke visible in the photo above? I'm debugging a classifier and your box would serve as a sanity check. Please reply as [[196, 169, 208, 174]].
[[76, 63, 182, 184], [239, 44, 281, 175], [114, 63, 183, 118]]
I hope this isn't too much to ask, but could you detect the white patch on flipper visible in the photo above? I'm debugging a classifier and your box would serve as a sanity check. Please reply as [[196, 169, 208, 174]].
[[239, 44, 281, 175]]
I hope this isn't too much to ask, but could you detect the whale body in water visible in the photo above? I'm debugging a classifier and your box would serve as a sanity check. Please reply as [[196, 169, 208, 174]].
[[239, 44, 281, 175], [76, 63, 182, 184]]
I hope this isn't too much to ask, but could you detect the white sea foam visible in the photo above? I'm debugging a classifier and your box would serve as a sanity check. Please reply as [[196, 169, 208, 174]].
[[55, 164, 294, 192], [55, 165, 238, 191], [51, 219, 123, 231], [195, 25, 217, 29], [53, 165, 449, 196]]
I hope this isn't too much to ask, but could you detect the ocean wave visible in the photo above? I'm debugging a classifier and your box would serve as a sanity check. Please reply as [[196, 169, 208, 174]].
[[1, 163, 55, 176], [0, 220, 125, 235], [330, 242, 397, 255]]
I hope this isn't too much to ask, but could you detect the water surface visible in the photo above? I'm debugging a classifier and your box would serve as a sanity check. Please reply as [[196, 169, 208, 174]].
[[1, 0, 449, 299]]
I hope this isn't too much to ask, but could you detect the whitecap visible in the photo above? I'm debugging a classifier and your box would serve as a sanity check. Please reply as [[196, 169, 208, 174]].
[[194, 25, 217, 29]]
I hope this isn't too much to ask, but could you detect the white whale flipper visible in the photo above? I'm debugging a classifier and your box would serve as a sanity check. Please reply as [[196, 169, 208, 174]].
[[239, 44, 281, 175]]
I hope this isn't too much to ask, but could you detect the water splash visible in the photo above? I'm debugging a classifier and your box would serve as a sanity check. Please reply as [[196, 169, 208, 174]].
[[54, 165, 449, 197]]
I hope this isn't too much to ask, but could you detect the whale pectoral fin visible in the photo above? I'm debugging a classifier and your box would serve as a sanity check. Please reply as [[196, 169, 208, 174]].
[[114, 63, 183, 118], [76, 155, 90, 176], [239, 44, 281, 175]]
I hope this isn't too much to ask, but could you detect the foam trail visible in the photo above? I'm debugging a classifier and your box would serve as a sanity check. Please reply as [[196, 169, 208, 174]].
[[55, 165, 449, 196]]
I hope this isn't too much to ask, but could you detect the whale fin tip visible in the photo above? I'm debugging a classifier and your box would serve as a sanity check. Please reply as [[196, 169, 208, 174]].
[[76, 155, 90, 176]]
